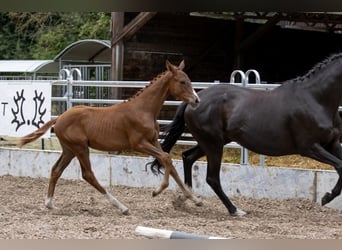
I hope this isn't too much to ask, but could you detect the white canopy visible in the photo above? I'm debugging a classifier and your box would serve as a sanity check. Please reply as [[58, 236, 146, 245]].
[[0, 60, 59, 73]]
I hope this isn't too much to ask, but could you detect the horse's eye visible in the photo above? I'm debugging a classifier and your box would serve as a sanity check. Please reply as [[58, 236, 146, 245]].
[[179, 80, 187, 85]]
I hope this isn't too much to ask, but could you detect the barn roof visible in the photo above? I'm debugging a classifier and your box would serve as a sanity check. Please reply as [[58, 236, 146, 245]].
[[54, 39, 111, 63], [191, 12, 342, 33]]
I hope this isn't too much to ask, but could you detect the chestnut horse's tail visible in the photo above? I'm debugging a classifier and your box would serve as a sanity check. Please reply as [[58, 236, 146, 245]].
[[17, 118, 58, 148], [146, 102, 188, 175]]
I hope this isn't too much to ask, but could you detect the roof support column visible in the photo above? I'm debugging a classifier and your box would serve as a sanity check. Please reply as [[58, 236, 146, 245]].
[[234, 13, 281, 71], [111, 12, 124, 81]]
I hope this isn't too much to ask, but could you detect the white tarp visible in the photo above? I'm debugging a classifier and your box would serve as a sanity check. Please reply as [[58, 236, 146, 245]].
[[0, 81, 51, 137], [0, 60, 57, 73]]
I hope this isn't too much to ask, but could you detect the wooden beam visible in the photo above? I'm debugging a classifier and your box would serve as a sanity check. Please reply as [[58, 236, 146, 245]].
[[238, 13, 281, 51], [111, 12, 157, 47]]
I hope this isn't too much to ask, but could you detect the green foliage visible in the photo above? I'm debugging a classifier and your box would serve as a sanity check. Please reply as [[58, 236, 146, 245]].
[[0, 12, 111, 60], [0, 13, 24, 59]]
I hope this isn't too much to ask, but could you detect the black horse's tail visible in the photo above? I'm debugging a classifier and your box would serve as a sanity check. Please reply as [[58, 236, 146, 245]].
[[147, 102, 188, 175]]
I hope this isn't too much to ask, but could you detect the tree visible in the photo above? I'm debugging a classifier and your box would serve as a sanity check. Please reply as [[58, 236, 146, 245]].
[[0, 12, 111, 60], [0, 13, 28, 59], [32, 13, 111, 59]]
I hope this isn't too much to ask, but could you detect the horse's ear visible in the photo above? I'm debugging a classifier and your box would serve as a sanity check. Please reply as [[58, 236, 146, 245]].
[[166, 60, 176, 74], [178, 60, 185, 70]]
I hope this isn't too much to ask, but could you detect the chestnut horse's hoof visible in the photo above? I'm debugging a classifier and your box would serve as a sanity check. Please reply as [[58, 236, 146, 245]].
[[175, 194, 203, 207], [121, 208, 130, 215], [45, 197, 58, 210], [321, 192, 332, 206], [195, 200, 204, 207]]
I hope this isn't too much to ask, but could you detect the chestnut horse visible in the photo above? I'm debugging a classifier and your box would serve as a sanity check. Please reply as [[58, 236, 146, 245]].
[[18, 60, 201, 214], [149, 53, 342, 216]]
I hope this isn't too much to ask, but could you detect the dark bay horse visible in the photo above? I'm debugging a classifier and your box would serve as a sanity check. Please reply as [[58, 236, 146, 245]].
[[149, 53, 342, 216], [18, 60, 202, 214]]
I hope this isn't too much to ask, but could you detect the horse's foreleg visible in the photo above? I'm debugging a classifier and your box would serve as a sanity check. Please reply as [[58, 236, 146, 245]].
[[45, 150, 74, 209], [135, 141, 203, 206], [168, 165, 203, 206], [157, 152, 203, 206], [76, 150, 129, 215], [205, 147, 246, 216]]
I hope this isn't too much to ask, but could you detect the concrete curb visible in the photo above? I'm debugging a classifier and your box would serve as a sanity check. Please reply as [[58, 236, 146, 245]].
[[0, 147, 341, 211]]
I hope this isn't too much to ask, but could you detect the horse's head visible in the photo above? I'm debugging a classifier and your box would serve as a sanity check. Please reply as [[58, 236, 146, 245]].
[[166, 60, 200, 107]]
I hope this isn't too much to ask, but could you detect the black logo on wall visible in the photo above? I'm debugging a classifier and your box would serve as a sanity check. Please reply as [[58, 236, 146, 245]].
[[11, 89, 47, 131]]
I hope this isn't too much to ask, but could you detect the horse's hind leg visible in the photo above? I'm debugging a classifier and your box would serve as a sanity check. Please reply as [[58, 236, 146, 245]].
[[324, 141, 342, 204], [182, 145, 205, 188], [174, 145, 205, 204], [303, 142, 342, 205], [75, 148, 129, 215], [45, 149, 75, 209], [322, 177, 342, 205]]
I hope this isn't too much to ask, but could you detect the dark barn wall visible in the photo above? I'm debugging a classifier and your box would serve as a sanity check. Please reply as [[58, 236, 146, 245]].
[[123, 13, 234, 83], [121, 12, 236, 120], [120, 13, 342, 120], [122, 13, 342, 85], [241, 24, 342, 83]]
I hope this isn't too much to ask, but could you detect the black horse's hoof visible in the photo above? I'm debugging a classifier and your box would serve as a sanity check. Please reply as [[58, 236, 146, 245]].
[[321, 192, 331, 206], [231, 208, 247, 217]]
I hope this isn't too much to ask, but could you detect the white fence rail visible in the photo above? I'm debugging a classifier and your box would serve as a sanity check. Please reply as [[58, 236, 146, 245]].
[[50, 68, 272, 166], [7, 68, 339, 167]]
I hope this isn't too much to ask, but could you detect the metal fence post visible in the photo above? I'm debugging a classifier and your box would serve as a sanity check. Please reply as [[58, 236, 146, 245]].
[[230, 70, 246, 84], [245, 69, 265, 167], [59, 69, 72, 110], [230, 70, 249, 165]]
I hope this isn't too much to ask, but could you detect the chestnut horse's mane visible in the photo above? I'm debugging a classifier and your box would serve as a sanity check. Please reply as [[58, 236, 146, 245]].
[[123, 71, 168, 103]]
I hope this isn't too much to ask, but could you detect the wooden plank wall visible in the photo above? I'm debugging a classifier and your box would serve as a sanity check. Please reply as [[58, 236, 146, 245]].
[[122, 13, 234, 83], [119, 12, 342, 120], [122, 12, 342, 84]]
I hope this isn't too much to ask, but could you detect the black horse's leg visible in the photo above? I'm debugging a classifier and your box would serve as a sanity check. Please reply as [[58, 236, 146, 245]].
[[322, 177, 342, 205], [322, 141, 342, 205], [174, 145, 205, 205], [303, 142, 342, 205], [204, 145, 246, 216], [182, 145, 205, 188]]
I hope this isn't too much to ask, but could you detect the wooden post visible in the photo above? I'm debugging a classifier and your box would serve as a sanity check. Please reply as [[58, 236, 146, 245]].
[[111, 12, 124, 99], [110, 12, 156, 99], [111, 12, 124, 81]]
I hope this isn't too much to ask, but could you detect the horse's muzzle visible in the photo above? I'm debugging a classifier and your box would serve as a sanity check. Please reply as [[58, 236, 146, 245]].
[[189, 93, 200, 108]]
